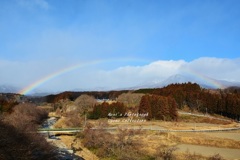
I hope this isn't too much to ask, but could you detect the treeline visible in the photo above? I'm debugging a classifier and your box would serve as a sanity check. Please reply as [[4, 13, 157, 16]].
[[41, 90, 130, 103], [88, 102, 126, 119], [0, 98, 18, 113], [0, 103, 57, 159], [224, 86, 240, 94], [135, 83, 240, 120], [0, 93, 27, 113], [88, 96, 178, 121], [139, 95, 178, 121]]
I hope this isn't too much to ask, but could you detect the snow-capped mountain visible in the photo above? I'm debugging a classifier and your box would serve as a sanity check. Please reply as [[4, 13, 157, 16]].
[[159, 74, 196, 87], [217, 80, 240, 88], [1, 74, 240, 95], [0, 85, 52, 96], [135, 74, 240, 89], [0, 85, 20, 93]]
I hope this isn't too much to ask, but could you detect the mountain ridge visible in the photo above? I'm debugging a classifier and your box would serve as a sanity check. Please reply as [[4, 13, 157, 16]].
[[1, 74, 240, 95], [134, 74, 240, 90]]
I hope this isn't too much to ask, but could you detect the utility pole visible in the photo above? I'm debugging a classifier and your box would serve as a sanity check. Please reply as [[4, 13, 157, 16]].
[[84, 114, 87, 128]]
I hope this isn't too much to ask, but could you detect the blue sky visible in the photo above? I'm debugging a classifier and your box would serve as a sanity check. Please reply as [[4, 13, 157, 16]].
[[0, 0, 240, 93]]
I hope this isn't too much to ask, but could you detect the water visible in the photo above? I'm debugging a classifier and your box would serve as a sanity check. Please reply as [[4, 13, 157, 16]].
[[41, 117, 84, 160], [42, 117, 58, 128]]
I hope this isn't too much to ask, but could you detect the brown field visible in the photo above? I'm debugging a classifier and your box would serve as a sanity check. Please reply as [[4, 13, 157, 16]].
[[177, 144, 240, 160], [52, 114, 240, 160], [203, 131, 240, 141]]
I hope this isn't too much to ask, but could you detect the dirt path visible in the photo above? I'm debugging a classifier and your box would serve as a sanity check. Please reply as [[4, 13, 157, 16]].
[[177, 144, 240, 160]]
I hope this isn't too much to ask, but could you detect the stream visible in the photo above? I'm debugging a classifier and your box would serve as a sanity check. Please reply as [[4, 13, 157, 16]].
[[41, 117, 84, 160]]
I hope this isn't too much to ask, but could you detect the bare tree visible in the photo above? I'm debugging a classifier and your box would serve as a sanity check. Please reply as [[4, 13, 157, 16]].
[[1, 103, 57, 159], [81, 122, 145, 160], [65, 111, 83, 127], [74, 94, 97, 115], [117, 93, 144, 109], [4, 103, 47, 132]]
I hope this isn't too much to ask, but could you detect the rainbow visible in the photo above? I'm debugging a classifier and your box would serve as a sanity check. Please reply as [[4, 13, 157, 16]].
[[18, 60, 102, 95], [18, 59, 226, 95], [182, 67, 225, 89], [18, 58, 148, 95]]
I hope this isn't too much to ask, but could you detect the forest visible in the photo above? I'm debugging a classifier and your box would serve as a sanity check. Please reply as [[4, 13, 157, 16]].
[[135, 83, 240, 120], [32, 82, 240, 121], [1, 83, 240, 121], [0, 102, 57, 159]]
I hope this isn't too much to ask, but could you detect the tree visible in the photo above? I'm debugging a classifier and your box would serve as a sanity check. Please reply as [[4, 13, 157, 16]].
[[150, 95, 161, 119], [1, 103, 57, 159], [4, 103, 48, 132], [80, 122, 144, 160], [168, 97, 178, 121], [88, 102, 126, 119], [117, 93, 144, 108], [139, 95, 178, 121], [74, 94, 97, 115], [139, 95, 152, 120]]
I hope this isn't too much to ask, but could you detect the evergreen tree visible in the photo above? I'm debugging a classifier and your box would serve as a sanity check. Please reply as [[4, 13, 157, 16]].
[[139, 95, 152, 120]]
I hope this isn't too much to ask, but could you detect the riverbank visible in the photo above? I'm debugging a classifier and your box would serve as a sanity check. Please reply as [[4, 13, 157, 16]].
[[59, 135, 99, 160]]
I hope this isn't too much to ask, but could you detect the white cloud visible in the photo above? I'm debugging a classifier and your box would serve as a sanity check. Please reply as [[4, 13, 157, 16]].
[[139, 60, 185, 77], [181, 57, 240, 81], [18, 0, 49, 10], [1, 57, 240, 92], [92, 58, 240, 89], [0, 59, 71, 87], [34, 0, 49, 9], [92, 60, 186, 88]]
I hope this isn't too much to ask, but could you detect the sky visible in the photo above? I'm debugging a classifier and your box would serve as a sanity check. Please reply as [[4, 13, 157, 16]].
[[0, 0, 240, 94]]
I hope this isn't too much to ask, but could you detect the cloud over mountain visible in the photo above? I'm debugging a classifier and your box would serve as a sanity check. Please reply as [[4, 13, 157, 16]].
[[1, 57, 240, 94]]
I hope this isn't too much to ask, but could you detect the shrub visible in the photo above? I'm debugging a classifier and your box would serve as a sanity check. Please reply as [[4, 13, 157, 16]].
[[208, 154, 225, 160], [155, 145, 178, 160], [0, 103, 57, 159]]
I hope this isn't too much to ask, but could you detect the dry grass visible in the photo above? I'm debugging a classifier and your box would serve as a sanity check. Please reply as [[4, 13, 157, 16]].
[[169, 132, 240, 149], [94, 118, 236, 131], [38, 105, 54, 112], [53, 117, 69, 128], [55, 125, 239, 159], [51, 111, 240, 159], [97, 100, 117, 104], [129, 131, 177, 155], [48, 112, 60, 117], [175, 152, 206, 160], [179, 114, 231, 125]]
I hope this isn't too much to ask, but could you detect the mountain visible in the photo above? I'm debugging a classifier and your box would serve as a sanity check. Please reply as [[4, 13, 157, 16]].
[[135, 74, 194, 89], [159, 74, 195, 87], [135, 74, 240, 89], [217, 79, 240, 88], [2, 75, 240, 95], [0, 85, 20, 93], [0, 85, 52, 96]]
